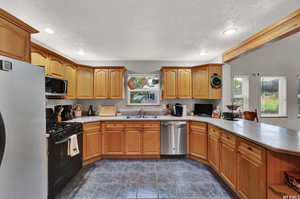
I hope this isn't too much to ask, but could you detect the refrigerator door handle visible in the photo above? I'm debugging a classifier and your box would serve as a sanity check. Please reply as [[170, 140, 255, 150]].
[[0, 112, 6, 167]]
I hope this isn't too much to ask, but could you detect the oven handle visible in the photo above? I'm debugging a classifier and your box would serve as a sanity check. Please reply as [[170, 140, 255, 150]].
[[54, 132, 83, 145]]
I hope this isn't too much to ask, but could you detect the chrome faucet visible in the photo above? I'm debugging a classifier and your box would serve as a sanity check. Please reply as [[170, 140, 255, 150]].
[[137, 108, 144, 118]]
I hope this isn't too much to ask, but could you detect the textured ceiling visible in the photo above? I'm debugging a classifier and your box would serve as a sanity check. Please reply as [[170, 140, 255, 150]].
[[1, 0, 300, 62]]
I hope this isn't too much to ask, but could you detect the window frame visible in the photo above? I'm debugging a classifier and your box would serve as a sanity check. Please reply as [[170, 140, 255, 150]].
[[232, 75, 249, 112], [260, 76, 287, 118]]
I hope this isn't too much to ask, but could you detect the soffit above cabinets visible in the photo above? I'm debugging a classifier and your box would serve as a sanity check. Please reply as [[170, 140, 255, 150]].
[[1, 0, 300, 62]]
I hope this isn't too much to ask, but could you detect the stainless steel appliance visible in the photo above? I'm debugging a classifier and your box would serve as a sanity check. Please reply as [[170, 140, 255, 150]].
[[171, 103, 183, 117], [161, 121, 187, 155], [0, 56, 47, 199], [45, 76, 68, 96]]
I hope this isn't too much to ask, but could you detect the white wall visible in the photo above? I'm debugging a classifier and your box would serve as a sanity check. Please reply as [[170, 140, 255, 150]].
[[227, 32, 300, 130]]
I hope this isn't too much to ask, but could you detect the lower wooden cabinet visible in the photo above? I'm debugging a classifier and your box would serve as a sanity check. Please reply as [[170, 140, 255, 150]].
[[237, 139, 266, 199], [83, 122, 102, 163], [189, 122, 208, 159], [208, 125, 221, 172], [125, 129, 143, 154], [220, 131, 237, 189], [103, 130, 125, 155], [143, 130, 160, 155]]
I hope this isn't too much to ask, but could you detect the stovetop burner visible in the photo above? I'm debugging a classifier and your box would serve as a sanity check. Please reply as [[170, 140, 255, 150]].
[[46, 122, 82, 138]]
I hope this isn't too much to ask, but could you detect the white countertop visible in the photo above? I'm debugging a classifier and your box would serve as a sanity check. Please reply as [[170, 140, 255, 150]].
[[68, 115, 300, 155]]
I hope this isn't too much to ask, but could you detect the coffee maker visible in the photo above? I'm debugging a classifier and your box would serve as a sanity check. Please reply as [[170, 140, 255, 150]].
[[172, 103, 183, 117]]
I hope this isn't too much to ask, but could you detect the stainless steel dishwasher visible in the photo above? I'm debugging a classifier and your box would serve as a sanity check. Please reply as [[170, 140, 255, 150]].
[[161, 121, 187, 155]]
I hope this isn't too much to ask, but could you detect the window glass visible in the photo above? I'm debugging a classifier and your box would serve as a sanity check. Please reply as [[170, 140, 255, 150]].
[[232, 76, 249, 111], [260, 76, 287, 116]]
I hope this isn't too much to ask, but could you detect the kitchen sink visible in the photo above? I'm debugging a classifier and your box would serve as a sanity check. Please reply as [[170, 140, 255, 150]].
[[126, 115, 158, 119]]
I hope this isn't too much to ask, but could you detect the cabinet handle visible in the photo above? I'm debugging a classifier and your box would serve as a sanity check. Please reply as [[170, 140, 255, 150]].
[[226, 136, 230, 139], [247, 147, 253, 151]]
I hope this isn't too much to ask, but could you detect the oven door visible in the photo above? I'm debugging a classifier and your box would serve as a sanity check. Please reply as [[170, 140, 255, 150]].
[[48, 132, 82, 199], [45, 76, 68, 96]]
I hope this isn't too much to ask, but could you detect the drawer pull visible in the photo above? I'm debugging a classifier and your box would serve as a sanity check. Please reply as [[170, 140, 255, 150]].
[[226, 136, 230, 139], [247, 147, 253, 151]]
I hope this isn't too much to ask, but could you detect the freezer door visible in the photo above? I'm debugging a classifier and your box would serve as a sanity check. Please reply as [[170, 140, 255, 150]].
[[0, 56, 47, 199]]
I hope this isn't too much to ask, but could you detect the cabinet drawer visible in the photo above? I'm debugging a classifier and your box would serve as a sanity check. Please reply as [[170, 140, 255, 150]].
[[104, 122, 125, 130], [83, 122, 101, 131], [190, 122, 207, 132], [238, 139, 266, 164], [144, 122, 160, 130], [208, 125, 221, 137], [126, 122, 144, 130], [221, 131, 236, 148]]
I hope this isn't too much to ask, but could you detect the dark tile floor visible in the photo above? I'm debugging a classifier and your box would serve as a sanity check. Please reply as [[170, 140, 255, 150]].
[[56, 159, 239, 199]]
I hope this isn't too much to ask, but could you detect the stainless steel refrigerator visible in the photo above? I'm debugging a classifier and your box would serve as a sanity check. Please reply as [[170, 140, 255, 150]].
[[0, 56, 47, 199]]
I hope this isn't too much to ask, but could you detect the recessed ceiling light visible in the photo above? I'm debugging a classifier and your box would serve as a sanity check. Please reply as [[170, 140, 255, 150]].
[[200, 51, 208, 56], [223, 28, 237, 36], [44, 28, 54, 34], [78, 49, 85, 55]]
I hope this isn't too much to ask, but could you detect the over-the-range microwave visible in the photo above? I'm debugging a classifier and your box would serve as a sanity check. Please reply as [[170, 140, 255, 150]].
[[45, 76, 68, 96]]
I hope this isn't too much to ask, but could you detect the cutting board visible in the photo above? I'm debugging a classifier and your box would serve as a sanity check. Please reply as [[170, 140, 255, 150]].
[[99, 106, 117, 117]]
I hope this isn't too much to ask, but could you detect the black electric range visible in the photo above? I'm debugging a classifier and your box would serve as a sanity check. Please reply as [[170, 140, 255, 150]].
[[46, 109, 83, 199]]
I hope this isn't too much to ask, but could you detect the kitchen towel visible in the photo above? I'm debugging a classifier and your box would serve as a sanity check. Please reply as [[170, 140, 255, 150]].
[[68, 134, 79, 157]]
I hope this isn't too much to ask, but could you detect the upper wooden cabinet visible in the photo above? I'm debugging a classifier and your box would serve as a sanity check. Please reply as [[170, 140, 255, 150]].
[[31, 47, 49, 73], [94, 69, 109, 99], [162, 68, 177, 99], [48, 56, 65, 79], [77, 67, 94, 99], [109, 69, 124, 99], [177, 69, 192, 99], [192, 66, 209, 98], [162, 67, 192, 99], [0, 9, 38, 62], [94, 67, 125, 99], [64, 63, 77, 99], [192, 64, 222, 99]]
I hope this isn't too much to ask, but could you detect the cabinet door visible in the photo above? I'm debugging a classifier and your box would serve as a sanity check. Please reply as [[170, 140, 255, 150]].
[[192, 67, 209, 98], [208, 133, 220, 172], [189, 130, 207, 159], [76, 67, 94, 99], [163, 69, 177, 99], [125, 130, 142, 155], [208, 65, 222, 99], [177, 69, 192, 98], [64, 64, 77, 99], [83, 131, 102, 161], [0, 17, 30, 62], [94, 69, 109, 99], [109, 69, 124, 99], [31, 48, 49, 74], [220, 143, 236, 189], [48, 56, 65, 78], [102, 130, 125, 155], [143, 130, 160, 155]]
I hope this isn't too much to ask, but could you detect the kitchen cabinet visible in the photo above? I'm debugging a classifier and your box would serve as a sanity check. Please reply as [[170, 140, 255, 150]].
[[189, 122, 208, 159], [94, 69, 109, 99], [48, 55, 65, 79], [192, 66, 209, 98], [177, 69, 192, 99], [208, 64, 222, 99], [162, 67, 192, 99], [0, 9, 38, 62], [31, 47, 49, 74], [143, 130, 160, 155], [64, 63, 77, 99], [125, 129, 142, 154], [94, 68, 125, 99], [109, 69, 124, 99], [237, 139, 266, 199], [102, 122, 125, 155], [77, 67, 94, 99], [192, 64, 222, 99], [83, 122, 102, 164], [162, 68, 177, 99], [220, 131, 237, 189], [208, 125, 221, 172]]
